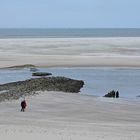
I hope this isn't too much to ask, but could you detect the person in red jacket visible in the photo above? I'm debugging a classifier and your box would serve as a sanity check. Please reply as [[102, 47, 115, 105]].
[[21, 100, 27, 112]]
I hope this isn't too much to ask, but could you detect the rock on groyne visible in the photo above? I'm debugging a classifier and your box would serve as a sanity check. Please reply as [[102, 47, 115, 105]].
[[0, 77, 84, 102], [32, 72, 52, 77]]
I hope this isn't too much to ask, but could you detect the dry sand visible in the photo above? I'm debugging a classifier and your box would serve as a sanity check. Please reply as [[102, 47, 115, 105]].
[[0, 37, 140, 68], [0, 91, 140, 140]]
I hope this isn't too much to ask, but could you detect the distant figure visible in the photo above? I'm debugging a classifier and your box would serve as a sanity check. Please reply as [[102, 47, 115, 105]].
[[112, 90, 116, 98], [116, 91, 119, 98], [21, 100, 27, 112]]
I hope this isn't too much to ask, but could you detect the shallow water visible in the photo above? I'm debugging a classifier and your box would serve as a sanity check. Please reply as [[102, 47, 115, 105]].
[[0, 67, 140, 98]]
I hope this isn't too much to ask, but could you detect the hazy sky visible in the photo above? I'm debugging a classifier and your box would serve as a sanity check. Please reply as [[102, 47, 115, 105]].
[[0, 0, 140, 28]]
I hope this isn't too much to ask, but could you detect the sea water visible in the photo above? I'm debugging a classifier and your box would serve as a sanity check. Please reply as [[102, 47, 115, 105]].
[[0, 67, 140, 98], [0, 28, 140, 38]]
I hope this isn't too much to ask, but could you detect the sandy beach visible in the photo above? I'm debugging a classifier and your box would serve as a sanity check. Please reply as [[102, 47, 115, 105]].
[[0, 37, 140, 68], [1, 37, 140, 139], [0, 91, 140, 140], [0, 0, 140, 138]]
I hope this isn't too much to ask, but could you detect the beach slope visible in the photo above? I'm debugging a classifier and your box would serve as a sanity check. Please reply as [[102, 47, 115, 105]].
[[0, 91, 140, 140]]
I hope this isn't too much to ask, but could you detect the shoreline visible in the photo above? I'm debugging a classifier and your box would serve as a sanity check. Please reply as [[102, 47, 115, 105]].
[[1, 56, 140, 68], [1, 63, 140, 70], [1, 61, 140, 69]]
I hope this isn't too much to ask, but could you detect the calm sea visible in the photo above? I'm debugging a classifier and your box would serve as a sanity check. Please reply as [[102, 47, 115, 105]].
[[0, 67, 140, 98], [0, 28, 140, 38]]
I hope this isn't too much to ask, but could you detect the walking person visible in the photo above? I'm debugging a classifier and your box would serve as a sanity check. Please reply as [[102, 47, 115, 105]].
[[21, 99, 27, 112]]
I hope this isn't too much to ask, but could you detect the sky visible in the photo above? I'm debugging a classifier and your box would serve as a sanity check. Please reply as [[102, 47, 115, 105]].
[[0, 0, 140, 28]]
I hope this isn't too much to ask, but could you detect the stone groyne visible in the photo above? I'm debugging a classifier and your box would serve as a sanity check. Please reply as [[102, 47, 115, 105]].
[[0, 77, 84, 102]]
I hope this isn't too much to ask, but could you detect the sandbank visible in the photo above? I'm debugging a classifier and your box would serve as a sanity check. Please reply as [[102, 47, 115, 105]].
[[0, 37, 140, 68]]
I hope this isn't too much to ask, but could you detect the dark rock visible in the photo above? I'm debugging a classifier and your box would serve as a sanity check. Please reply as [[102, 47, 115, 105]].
[[0, 77, 84, 102], [116, 91, 119, 98], [104, 90, 119, 98], [32, 72, 52, 76]]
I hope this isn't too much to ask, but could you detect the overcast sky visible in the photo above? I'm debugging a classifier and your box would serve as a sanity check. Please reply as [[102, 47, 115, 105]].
[[0, 0, 139, 28]]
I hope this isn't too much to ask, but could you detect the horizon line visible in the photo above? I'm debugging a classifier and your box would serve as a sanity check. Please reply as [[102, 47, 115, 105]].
[[0, 27, 140, 29]]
